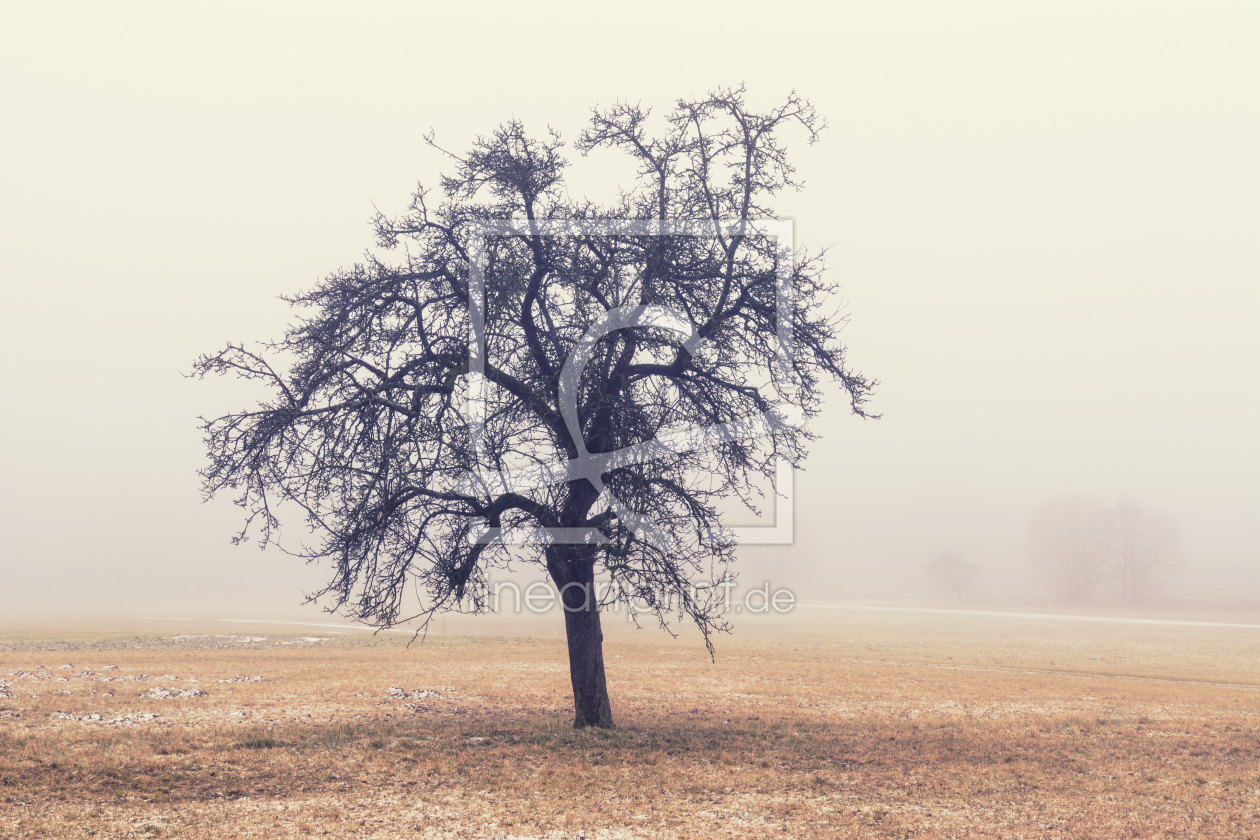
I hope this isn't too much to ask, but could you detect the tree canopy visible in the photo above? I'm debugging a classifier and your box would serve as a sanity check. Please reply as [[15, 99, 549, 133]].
[[194, 87, 874, 726]]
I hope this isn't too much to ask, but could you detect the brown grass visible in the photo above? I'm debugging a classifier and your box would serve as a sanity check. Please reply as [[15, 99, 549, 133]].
[[2, 611, 1259, 838]]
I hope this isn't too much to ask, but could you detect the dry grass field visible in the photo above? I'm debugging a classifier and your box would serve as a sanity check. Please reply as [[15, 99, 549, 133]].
[[2, 608, 1259, 839]]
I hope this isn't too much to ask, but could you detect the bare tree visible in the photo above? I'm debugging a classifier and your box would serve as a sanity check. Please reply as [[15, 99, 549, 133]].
[[1110, 499, 1180, 604], [1027, 496, 1113, 604], [925, 552, 981, 600], [192, 87, 875, 728]]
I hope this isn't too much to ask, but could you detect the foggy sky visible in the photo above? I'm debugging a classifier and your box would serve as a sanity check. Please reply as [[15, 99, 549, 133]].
[[1, 1, 1256, 618]]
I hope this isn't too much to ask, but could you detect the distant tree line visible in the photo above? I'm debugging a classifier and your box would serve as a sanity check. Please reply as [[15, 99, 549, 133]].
[[1027, 497, 1180, 605]]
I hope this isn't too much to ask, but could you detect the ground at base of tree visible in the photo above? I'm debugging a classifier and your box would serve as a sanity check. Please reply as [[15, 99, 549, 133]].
[[2, 614, 1259, 839]]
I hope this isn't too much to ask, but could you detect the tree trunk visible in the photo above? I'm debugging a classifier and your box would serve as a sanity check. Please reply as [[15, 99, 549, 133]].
[[546, 531, 614, 728], [560, 575, 614, 728]]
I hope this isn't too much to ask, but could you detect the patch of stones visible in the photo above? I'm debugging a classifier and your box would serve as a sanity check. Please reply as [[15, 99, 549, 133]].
[[139, 687, 209, 699], [385, 686, 462, 714], [0, 678, 15, 717], [50, 712, 161, 725], [5, 667, 214, 701], [92, 675, 152, 683], [214, 675, 263, 683], [94, 675, 152, 683], [8, 668, 165, 685], [387, 687, 450, 700]]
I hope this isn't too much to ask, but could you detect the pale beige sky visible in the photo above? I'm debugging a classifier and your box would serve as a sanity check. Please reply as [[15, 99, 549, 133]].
[[1, 1, 1256, 616]]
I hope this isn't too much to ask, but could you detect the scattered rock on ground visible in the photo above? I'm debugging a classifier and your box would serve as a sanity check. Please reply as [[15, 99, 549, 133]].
[[387, 687, 449, 700], [108, 713, 160, 726], [49, 711, 160, 724], [140, 687, 209, 699]]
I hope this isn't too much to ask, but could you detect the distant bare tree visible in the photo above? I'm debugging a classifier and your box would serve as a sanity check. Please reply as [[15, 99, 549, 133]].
[[925, 552, 981, 600], [1110, 499, 1180, 604], [1027, 496, 1113, 604]]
